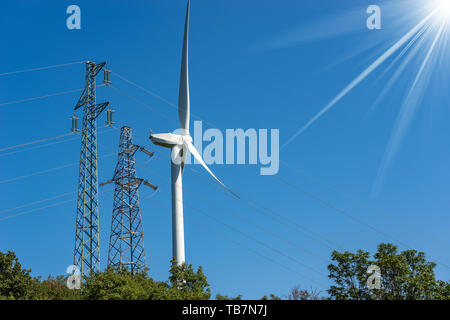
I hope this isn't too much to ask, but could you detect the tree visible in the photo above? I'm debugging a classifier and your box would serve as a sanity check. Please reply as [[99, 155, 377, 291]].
[[327, 243, 450, 300], [287, 285, 324, 300], [435, 280, 450, 300], [35, 275, 83, 300], [215, 294, 242, 300], [0, 251, 35, 300], [327, 249, 372, 300], [261, 294, 281, 300], [82, 259, 212, 300], [168, 258, 211, 300], [84, 267, 154, 300]]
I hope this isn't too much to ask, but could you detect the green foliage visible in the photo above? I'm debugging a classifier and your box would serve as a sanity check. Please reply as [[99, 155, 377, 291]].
[[33, 275, 84, 300], [435, 280, 450, 300], [327, 249, 372, 300], [168, 258, 211, 300], [327, 243, 450, 300], [215, 294, 243, 300], [2, 243, 448, 300], [84, 267, 152, 300], [261, 294, 281, 300], [83, 261, 211, 300], [0, 251, 212, 300], [0, 251, 35, 300], [287, 286, 324, 300]]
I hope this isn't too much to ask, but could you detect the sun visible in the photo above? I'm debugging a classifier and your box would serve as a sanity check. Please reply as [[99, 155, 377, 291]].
[[433, 0, 450, 20]]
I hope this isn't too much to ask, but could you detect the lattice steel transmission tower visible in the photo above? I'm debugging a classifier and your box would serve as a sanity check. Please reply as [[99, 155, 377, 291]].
[[73, 61, 110, 278], [100, 126, 157, 274]]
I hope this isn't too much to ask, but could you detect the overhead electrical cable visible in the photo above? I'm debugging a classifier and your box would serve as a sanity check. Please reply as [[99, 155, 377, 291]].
[[186, 166, 342, 251], [280, 159, 450, 250], [0, 152, 115, 185], [274, 175, 450, 270], [0, 60, 86, 77], [0, 188, 114, 222], [0, 190, 76, 215], [109, 70, 215, 127], [0, 84, 106, 108], [146, 186, 328, 288], [109, 85, 176, 124], [0, 132, 74, 153], [117, 126, 341, 256], [106, 75, 450, 269], [0, 88, 83, 107], [143, 162, 329, 264], [0, 126, 112, 158], [138, 162, 328, 279], [152, 197, 327, 290], [109, 70, 177, 107]]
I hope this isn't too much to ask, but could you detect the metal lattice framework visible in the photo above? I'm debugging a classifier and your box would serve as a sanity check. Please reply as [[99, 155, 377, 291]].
[[73, 61, 109, 278], [107, 126, 156, 273]]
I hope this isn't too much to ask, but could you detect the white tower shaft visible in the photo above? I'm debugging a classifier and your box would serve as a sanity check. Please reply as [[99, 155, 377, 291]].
[[171, 146, 185, 265]]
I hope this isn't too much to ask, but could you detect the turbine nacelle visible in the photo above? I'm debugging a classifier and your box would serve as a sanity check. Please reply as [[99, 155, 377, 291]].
[[150, 132, 192, 147], [150, 133, 184, 148]]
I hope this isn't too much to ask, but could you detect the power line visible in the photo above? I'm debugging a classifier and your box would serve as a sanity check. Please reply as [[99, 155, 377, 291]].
[[0, 190, 76, 216], [0, 60, 86, 77], [184, 199, 327, 285], [0, 126, 119, 216], [109, 85, 176, 124], [108, 76, 450, 269], [280, 160, 450, 250], [0, 84, 106, 108], [0, 135, 80, 158], [107, 84, 341, 253], [0, 188, 114, 222], [0, 126, 112, 158], [145, 162, 329, 264], [110, 70, 177, 108], [105, 78, 380, 252], [119, 129, 325, 274], [0, 88, 83, 107], [137, 160, 328, 281], [0, 132, 74, 153], [273, 175, 450, 270], [153, 197, 327, 290], [114, 124, 338, 260], [0, 163, 77, 185], [109, 70, 216, 127], [148, 189, 328, 289], [0, 198, 77, 222], [0, 133, 122, 215], [186, 166, 342, 251], [0, 152, 115, 185], [185, 185, 329, 263]]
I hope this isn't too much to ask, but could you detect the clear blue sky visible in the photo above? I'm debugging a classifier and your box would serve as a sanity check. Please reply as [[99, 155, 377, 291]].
[[0, 0, 449, 299]]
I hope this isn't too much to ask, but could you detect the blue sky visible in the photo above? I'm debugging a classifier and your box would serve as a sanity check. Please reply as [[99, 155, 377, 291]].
[[0, 0, 449, 299]]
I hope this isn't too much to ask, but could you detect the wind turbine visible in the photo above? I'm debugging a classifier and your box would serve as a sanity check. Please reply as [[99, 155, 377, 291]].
[[150, 0, 235, 266]]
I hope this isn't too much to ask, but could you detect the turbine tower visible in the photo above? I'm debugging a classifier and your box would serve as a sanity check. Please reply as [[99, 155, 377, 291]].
[[101, 126, 157, 273], [150, 0, 235, 266]]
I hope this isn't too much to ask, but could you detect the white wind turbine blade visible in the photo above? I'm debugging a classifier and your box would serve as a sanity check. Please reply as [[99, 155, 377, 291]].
[[185, 141, 239, 198], [178, 0, 190, 132]]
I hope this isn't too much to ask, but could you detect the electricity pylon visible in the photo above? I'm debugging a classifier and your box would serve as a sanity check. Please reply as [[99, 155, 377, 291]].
[[100, 126, 157, 274], [73, 61, 109, 278]]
